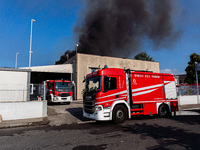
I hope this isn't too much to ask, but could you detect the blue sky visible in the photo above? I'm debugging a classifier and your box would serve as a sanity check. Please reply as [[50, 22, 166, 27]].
[[0, 0, 200, 75]]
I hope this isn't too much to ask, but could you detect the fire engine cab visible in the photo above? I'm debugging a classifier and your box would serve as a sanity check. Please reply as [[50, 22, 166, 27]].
[[40, 79, 73, 104], [83, 68, 178, 124]]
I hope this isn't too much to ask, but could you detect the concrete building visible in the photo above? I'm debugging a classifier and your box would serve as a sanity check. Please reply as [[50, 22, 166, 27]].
[[0, 68, 31, 102], [24, 64, 73, 83], [23, 53, 159, 100], [21, 64, 73, 100], [64, 53, 160, 99], [0, 68, 47, 121]]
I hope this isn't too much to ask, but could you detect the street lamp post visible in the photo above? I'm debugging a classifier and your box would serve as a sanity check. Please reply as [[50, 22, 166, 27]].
[[74, 42, 78, 100], [29, 19, 36, 69], [76, 42, 78, 59], [195, 62, 199, 95], [195, 62, 200, 104], [15, 53, 19, 69]]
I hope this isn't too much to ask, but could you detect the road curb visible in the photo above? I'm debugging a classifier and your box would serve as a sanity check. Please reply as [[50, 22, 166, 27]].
[[179, 104, 200, 110], [77, 120, 96, 124], [0, 117, 49, 129], [1, 104, 200, 129]]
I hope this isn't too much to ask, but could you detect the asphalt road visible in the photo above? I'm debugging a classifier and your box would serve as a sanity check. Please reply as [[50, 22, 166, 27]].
[[0, 109, 200, 150]]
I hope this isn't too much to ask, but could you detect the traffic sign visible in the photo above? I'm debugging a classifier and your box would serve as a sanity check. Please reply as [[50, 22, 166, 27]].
[[197, 63, 200, 71]]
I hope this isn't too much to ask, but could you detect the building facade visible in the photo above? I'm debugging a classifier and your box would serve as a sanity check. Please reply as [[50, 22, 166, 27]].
[[65, 53, 160, 99]]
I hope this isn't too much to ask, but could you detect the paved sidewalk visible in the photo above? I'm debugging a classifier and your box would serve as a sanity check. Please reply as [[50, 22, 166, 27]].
[[0, 101, 85, 129], [179, 104, 200, 110], [0, 102, 200, 129], [0, 117, 49, 129]]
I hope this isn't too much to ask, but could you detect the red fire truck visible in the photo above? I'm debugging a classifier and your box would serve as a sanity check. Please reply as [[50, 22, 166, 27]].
[[40, 79, 73, 104], [83, 68, 178, 124]]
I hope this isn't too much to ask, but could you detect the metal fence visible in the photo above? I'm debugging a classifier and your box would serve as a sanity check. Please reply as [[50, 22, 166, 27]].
[[30, 83, 47, 101], [0, 84, 28, 102], [0, 83, 45, 102], [178, 85, 200, 96], [30, 84, 42, 101], [1, 83, 199, 101]]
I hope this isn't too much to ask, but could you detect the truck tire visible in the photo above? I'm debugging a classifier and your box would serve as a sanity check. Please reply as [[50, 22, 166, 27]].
[[113, 105, 127, 124], [158, 104, 169, 118], [47, 95, 53, 105]]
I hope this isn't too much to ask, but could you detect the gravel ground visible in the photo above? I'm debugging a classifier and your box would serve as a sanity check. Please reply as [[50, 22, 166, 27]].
[[47, 101, 91, 126]]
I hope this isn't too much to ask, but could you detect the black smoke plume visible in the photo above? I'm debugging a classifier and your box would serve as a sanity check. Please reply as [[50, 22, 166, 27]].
[[55, 50, 76, 64], [56, 0, 180, 64]]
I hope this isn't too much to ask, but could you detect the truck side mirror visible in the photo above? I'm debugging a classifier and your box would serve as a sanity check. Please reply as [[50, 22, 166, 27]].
[[50, 83, 53, 88], [83, 76, 86, 83], [62, 79, 65, 85]]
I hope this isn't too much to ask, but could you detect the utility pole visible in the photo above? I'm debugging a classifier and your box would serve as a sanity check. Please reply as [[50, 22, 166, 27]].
[[195, 62, 200, 103], [29, 19, 36, 69]]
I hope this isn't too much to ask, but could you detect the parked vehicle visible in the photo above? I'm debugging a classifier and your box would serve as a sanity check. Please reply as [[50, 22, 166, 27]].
[[40, 79, 73, 104], [83, 68, 178, 124]]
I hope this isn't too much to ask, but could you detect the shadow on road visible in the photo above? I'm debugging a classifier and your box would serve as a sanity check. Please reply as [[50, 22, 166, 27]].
[[123, 120, 200, 149], [66, 107, 91, 122], [168, 114, 200, 125]]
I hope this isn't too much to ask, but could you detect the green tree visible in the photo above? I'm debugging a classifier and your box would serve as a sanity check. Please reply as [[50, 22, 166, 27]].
[[184, 53, 200, 84], [134, 52, 155, 61]]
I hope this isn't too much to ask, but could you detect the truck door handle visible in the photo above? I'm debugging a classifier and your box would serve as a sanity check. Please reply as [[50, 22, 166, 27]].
[[115, 95, 119, 98]]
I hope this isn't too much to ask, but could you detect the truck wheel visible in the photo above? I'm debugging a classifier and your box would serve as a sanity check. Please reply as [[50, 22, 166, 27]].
[[113, 105, 127, 124], [158, 104, 169, 117], [47, 95, 52, 105]]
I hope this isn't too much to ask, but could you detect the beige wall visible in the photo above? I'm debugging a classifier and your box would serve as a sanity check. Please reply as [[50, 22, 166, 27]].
[[65, 53, 159, 99], [75, 53, 159, 99]]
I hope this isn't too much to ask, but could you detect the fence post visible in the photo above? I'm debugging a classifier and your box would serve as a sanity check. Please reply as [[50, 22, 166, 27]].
[[43, 81, 46, 100], [27, 72, 31, 101]]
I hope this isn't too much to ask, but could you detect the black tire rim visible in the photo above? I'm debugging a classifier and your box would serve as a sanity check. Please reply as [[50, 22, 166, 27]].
[[161, 106, 167, 115], [116, 109, 124, 120]]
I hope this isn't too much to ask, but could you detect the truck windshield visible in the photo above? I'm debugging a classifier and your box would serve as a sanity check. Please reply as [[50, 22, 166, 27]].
[[55, 82, 71, 92], [86, 76, 102, 92]]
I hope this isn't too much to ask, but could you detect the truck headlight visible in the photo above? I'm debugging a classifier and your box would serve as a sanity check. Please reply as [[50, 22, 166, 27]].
[[95, 106, 102, 112]]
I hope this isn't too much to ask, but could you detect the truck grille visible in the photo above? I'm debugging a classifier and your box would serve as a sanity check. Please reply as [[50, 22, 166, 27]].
[[83, 95, 96, 114], [59, 93, 70, 97]]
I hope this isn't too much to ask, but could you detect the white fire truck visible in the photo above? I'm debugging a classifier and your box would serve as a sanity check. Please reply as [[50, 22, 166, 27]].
[[83, 68, 178, 124]]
